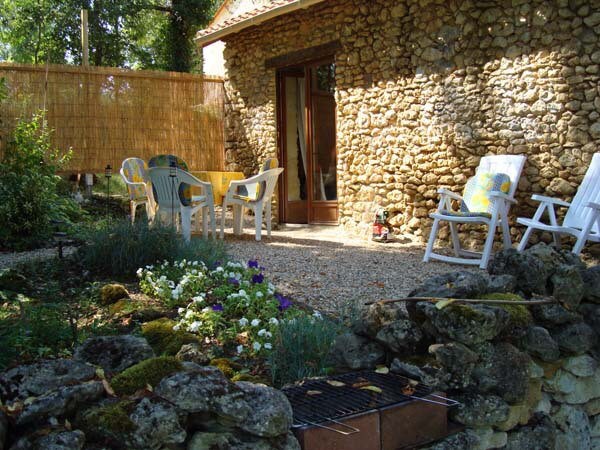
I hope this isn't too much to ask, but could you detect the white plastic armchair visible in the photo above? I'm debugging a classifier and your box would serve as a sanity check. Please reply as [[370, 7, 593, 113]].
[[423, 154, 526, 269], [220, 167, 284, 241], [120, 157, 155, 224], [517, 153, 600, 254], [148, 167, 216, 242]]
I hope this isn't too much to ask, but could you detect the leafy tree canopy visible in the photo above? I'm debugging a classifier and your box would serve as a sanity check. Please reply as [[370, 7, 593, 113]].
[[0, 0, 219, 72]]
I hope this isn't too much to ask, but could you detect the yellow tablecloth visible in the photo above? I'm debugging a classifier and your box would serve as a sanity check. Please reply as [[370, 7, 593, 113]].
[[192, 171, 245, 205]]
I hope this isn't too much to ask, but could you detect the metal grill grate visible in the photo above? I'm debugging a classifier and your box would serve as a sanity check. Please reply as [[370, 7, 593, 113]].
[[282, 370, 457, 428]]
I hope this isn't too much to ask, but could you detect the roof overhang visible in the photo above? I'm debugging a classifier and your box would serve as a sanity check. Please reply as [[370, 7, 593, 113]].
[[195, 0, 327, 47]]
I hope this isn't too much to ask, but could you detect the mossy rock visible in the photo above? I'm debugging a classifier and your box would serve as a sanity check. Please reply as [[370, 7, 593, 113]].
[[479, 293, 532, 328], [111, 356, 183, 396], [79, 400, 137, 438], [141, 317, 198, 355], [109, 299, 137, 317], [100, 284, 129, 305], [231, 373, 269, 384], [209, 358, 242, 379]]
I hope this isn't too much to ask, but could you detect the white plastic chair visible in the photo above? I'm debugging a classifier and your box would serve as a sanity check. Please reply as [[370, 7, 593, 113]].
[[220, 167, 284, 241], [517, 153, 600, 254], [423, 154, 526, 269], [120, 157, 155, 224], [148, 167, 216, 241]]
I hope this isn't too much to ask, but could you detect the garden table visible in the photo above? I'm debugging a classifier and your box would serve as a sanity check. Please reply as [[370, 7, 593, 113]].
[[191, 171, 245, 206]]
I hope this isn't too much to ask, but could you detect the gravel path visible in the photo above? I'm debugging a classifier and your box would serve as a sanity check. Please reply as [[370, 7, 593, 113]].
[[224, 224, 480, 314], [0, 247, 76, 269]]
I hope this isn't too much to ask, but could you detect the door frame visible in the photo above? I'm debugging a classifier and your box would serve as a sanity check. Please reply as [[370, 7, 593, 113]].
[[276, 56, 338, 224]]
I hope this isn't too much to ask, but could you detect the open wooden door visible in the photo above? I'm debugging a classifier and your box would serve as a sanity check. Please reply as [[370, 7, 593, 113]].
[[278, 59, 338, 224]]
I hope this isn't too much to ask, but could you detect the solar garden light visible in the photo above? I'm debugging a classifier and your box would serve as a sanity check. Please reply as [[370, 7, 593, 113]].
[[169, 161, 177, 229], [105, 164, 112, 223]]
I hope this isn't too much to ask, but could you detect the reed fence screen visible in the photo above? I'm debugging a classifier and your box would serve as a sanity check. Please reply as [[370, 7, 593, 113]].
[[0, 63, 225, 172]]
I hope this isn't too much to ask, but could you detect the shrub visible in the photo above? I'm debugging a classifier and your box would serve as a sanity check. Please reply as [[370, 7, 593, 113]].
[[77, 219, 227, 277], [268, 314, 342, 388], [139, 259, 306, 357], [110, 356, 182, 395], [0, 112, 77, 250]]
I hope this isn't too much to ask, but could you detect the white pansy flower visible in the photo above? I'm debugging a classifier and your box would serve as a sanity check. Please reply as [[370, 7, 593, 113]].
[[178, 308, 185, 314], [238, 289, 247, 297], [202, 307, 211, 313], [136, 268, 143, 277], [215, 267, 224, 272], [192, 295, 205, 304], [185, 310, 194, 319], [264, 343, 272, 350], [251, 319, 260, 327], [257, 329, 267, 337], [269, 318, 279, 326], [236, 345, 244, 354], [173, 324, 181, 331], [239, 317, 249, 326], [253, 342, 262, 351], [265, 331, 272, 338], [313, 311, 323, 320], [255, 291, 263, 298], [188, 321, 202, 332]]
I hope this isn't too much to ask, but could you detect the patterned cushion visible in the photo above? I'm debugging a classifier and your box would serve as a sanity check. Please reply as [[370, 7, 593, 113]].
[[460, 172, 511, 215], [148, 155, 192, 206], [122, 158, 149, 200], [237, 157, 279, 201]]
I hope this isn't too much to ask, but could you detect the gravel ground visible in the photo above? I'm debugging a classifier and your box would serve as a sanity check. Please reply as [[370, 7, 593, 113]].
[[223, 224, 480, 314], [0, 246, 76, 269]]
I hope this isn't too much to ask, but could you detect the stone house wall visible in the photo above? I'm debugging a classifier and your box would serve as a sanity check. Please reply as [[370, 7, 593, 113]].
[[221, 0, 600, 242]]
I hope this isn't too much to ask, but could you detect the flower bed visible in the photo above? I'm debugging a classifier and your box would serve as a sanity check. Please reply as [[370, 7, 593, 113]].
[[138, 259, 307, 357]]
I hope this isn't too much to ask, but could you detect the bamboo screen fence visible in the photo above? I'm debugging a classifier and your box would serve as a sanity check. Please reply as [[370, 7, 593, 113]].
[[0, 63, 225, 172]]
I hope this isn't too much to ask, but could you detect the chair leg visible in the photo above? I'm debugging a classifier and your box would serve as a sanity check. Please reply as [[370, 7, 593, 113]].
[[500, 217, 512, 250], [209, 205, 216, 239], [145, 201, 155, 224], [233, 205, 244, 235], [220, 201, 228, 239], [181, 208, 191, 242], [423, 218, 440, 262], [517, 226, 534, 251], [480, 222, 498, 269], [255, 206, 262, 241], [130, 202, 137, 224], [449, 222, 461, 256], [572, 214, 597, 255], [265, 202, 272, 237], [202, 208, 208, 239], [552, 232, 561, 249]]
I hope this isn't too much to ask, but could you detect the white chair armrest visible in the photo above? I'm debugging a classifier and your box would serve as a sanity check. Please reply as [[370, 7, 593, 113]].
[[120, 168, 147, 188], [228, 171, 270, 188], [437, 188, 463, 201], [586, 201, 600, 210], [489, 191, 517, 204], [531, 194, 570, 207]]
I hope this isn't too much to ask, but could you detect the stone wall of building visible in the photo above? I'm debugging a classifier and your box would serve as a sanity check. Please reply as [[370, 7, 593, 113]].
[[221, 0, 600, 242]]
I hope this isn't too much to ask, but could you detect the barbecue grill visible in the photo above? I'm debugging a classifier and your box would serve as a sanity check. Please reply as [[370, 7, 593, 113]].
[[282, 370, 459, 450]]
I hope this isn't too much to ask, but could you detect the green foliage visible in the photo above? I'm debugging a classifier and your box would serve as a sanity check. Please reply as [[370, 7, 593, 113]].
[[140, 259, 304, 357], [0, 111, 78, 250], [76, 219, 227, 277], [81, 401, 137, 433], [268, 315, 342, 388], [0, 0, 219, 71], [111, 356, 183, 395], [140, 317, 198, 355]]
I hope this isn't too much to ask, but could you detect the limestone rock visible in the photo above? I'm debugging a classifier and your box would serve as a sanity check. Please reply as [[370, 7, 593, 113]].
[[352, 302, 405, 338], [582, 266, 600, 303], [488, 249, 547, 295], [592, 415, 600, 438], [0, 359, 95, 404], [188, 431, 300, 450], [155, 366, 233, 413], [552, 404, 592, 450], [34, 430, 86, 450], [429, 342, 478, 389], [550, 264, 584, 309], [99, 284, 129, 305], [233, 382, 294, 437], [471, 427, 507, 449], [504, 413, 557, 450], [450, 393, 509, 427], [486, 274, 517, 294], [408, 271, 489, 299], [552, 367, 600, 404], [17, 381, 104, 426], [522, 326, 560, 362], [420, 429, 480, 450], [389, 358, 443, 390], [74, 336, 154, 374], [418, 302, 509, 345], [551, 322, 596, 355], [330, 333, 385, 370], [128, 397, 186, 449], [0, 410, 6, 450], [562, 355, 598, 377], [175, 343, 212, 366], [471, 342, 530, 404], [375, 319, 423, 354], [531, 303, 581, 326]]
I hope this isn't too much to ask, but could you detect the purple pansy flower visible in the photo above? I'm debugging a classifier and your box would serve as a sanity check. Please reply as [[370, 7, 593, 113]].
[[212, 304, 224, 311], [276, 293, 292, 311], [228, 277, 239, 286], [251, 273, 264, 284], [247, 260, 259, 268]]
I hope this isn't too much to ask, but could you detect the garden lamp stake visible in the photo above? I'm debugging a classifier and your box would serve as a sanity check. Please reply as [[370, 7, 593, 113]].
[[105, 165, 112, 224], [169, 161, 177, 229]]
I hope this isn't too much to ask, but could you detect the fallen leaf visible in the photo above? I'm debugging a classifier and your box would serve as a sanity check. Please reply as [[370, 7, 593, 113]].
[[352, 381, 371, 389], [326, 380, 345, 387], [306, 390, 322, 396], [146, 384, 154, 392], [23, 396, 36, 406], [435, 299, 457, 310], [102, 379, 116, 397], [375, 366, 389, 374], [401, 385, 416, 396], [407, 379, 419, 387], [96, 368, 106, 379], [65, 419, 72, 431], [361, 385, 383, 394]]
